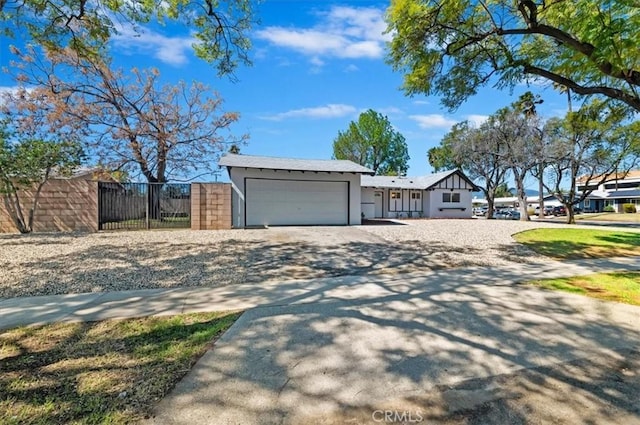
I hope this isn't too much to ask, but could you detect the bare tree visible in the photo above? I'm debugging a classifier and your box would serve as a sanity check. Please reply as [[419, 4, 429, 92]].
[[542, 101, 640, 223], [10, 46, 246, 218], [429, 121, 509, 219], [486, 108, 542, 221]]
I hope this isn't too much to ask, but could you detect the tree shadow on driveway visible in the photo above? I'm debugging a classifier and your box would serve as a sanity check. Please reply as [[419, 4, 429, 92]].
[[146, 269, 640, 424], [0, 237, 536, 299]]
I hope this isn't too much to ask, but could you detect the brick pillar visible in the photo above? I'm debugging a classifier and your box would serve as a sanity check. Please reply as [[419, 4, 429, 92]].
[[190, 183, 231, 230]]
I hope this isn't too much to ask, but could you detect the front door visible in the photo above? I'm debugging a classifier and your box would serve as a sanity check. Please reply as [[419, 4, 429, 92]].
[[374, 191, 383, 218], [410, 191, 422, 213]]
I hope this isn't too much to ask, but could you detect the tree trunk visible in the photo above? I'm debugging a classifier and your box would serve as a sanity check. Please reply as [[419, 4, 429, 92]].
[[3, 183, 30, 233], [537, 164, 545, 219], [513, 171, 530, 221], [27, 179, 48, 233], [485, 188, 496, 219], [566, 204, 576, 224], [147, 183, 163, 222]]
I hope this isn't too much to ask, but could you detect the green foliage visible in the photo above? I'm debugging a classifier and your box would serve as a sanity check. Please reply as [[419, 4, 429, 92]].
[[387, 0, 640, 112], [604, 205, 616, 212], [333, 109, 410, 175], [623, 203, 637, 213], [0, 128, 83, 233], [427, 144, 455, 172], [542, 99, 639, 224], [0, 0, 255, 76], [494, 183, 514, 198]]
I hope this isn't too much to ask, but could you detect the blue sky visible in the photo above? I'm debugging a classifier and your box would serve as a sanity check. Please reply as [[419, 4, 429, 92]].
[[0, 0, 571, 188]]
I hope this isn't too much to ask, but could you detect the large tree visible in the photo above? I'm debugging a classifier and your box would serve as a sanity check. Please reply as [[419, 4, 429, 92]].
[[542, 100, 640, 223], [11, 47, 245, 219], [0, 89, 84, 233], [491, 106, 542, 221], [428, 120, 509, 219], [0, 0, 254, 76], [12, 46, 245, 184], [333, 109, 410, 175], [387, 0, 640, 112]]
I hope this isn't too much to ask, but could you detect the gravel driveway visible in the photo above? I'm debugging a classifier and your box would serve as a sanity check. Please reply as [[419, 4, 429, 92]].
[[0, 219, 564, 299]]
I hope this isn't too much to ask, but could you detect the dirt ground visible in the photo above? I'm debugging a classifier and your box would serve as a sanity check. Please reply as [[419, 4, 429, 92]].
[[0, 220, 553, 299]]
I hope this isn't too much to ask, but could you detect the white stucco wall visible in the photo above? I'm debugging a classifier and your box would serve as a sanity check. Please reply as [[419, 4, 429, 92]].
[[428, 189, 474, 218], [228, 167, 363, 227], [361, 187, 375, 219]]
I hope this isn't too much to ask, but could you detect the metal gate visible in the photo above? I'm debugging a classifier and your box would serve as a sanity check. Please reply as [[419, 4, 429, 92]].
[[98, 182, 191, 230]]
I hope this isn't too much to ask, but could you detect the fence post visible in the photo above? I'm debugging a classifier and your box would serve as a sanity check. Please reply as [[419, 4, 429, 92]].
[[145, 183, 150, 229]]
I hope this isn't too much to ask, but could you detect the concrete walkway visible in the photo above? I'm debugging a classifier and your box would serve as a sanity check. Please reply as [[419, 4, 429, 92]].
[[1, 256, 640, 331], [2, 256, 640, 424]]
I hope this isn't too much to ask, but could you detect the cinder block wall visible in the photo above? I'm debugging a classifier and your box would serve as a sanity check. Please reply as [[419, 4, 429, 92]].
[[190, 183, 232, 230], [0, 180, 98, 233]]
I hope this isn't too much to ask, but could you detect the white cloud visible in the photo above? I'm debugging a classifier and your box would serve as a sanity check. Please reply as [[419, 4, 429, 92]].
[[111, 23, 196, 66], [260, 104, 357, 121], [344, 64, 359, 72], [0, 85, 29, 96], [466, 114, 489, 127], [412, 100, 430, 106], [255, 5, 388, 67], [375, 106, 404, 116], [409, 114, 457, 129], [0, 86, 34, 105]]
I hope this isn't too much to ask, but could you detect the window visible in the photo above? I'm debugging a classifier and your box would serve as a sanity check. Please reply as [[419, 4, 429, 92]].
[[411, 192, 421, 199], [443, 192, 460, 203], [389, 191, 401, 211]]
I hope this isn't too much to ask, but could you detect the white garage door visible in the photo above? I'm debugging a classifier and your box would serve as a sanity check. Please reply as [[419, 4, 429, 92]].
[[246, 179, 349, 226]]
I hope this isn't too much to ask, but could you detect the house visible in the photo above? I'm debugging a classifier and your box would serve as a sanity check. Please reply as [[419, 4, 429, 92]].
[[579, 170, 640, 212], [472, 195, 562, 210], [219, 154, 479, 226], [360, 170, 478, 219], [218, 154, 374, 227]]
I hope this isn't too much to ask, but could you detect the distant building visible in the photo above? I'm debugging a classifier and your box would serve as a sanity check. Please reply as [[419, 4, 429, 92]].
[[578, 170, 640, 212]]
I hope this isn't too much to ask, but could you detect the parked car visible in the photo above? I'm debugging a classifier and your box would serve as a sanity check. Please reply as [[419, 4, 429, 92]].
[[495, 209, 520, 220], [534, 205, 554, 216], [552, 205, 567, 216], [473, 206, 488, 216]]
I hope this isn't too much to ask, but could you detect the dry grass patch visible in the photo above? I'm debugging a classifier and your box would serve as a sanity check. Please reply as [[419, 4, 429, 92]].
[[0, 311, 241, 424], [526, 271, 640, 306], [577, 213, 640, 222]]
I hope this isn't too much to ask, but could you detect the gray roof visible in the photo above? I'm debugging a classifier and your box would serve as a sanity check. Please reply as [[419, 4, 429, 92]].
[[362, 170, 476, 190], [585, 189, 640, 199], [218, 153, 374, 174]]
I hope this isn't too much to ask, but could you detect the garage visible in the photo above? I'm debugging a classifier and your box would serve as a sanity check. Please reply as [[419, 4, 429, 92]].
[[218, 154, 374, 228], [246, 179, 348, 226]]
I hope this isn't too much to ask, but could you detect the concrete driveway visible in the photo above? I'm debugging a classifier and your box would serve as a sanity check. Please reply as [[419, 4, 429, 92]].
[[147, 267, 640, 425]]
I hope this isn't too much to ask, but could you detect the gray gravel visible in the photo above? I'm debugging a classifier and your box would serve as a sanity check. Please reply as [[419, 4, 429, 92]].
[[0, 219, 624, 299]]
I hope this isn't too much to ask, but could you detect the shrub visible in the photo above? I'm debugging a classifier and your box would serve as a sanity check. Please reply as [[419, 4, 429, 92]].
[[623, 203, 637, 213], [604, 205, 615, 213]]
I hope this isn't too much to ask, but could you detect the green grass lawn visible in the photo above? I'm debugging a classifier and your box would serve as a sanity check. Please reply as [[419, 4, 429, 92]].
[[576, 213, 640, 222], [527, 271, 640, 306], [513, 228, 640, 259], [0, 311, 241, 424]]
